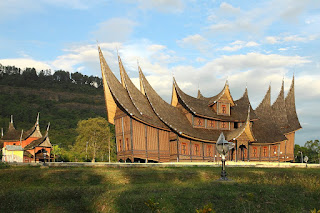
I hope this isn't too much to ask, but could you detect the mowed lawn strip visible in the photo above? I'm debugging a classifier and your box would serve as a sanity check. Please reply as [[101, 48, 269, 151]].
[[0, 165, 319, 213]]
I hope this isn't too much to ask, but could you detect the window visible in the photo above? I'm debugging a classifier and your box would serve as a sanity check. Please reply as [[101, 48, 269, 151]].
[[194, 144, 200, 156], [263, 147, 268, 157], [221, 122, 228, 129], [208, 120, 216, 128], [253, 147, 257, 157], [181, 143, 187, 155], [273, 146, 277, 156], [126, 138, 130, 150], [222, 105, 226, 114], [207, 145, 212, 156], [194, 117, 204, 127], [119, 139, 122, 151]]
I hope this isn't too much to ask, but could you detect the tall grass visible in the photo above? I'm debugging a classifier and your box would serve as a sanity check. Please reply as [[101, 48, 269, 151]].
[[0, 166, 319, 212]]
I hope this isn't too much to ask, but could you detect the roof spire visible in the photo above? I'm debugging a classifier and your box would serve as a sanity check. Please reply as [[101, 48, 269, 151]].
[[20, 129, 24, 145], [1, 128, 3, 138], [36, 112, 40, 125], [11, 115, 13, 124], [46, 122, 50, 132]]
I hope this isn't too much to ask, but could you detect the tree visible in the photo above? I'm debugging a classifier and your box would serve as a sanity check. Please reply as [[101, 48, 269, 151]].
[[304, 140, 320, 163], [295, 140, 320, 163], [51, 145, 61, 162], [72, 117, 116, 162]]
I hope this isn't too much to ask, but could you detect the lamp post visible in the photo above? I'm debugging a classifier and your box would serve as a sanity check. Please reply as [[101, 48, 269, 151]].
[[42, 149, 48, 166], [298, 151, 303, 163], [216, 133, 235, 181]]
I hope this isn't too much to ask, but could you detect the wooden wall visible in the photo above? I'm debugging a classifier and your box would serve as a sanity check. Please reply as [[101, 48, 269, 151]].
[[115, 106, 170, 162]]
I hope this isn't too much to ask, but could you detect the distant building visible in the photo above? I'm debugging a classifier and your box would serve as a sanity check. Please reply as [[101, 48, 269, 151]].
[[1, 114, 52, 163], [98, 47, 301, 163]]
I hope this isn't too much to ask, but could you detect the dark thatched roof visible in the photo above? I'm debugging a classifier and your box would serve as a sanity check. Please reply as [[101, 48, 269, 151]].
[[24, 132, 52, 150], [271, 80, 290, 134], [253, 85, 287, 143], [119, 57, 168, 129], [174, 80, 258, 121], [285, 76, 302, 133], [1, 115, 42, 141], [140, 68, 251, 142]]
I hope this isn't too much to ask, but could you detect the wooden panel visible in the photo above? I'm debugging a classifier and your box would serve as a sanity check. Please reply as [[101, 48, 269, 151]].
[[220, 121, 229, 130], [193, 116, 205, 128], [207, 119, 218, 129], [147, 126, 157, 151], [132, 119, 146, 151], [159, 130, 170, 151], [122, 116, 131, 134], [285, 132, 295, 161]]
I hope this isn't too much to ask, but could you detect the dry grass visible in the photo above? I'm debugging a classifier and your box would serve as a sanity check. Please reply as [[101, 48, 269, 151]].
[[0, 165, 319, 213]]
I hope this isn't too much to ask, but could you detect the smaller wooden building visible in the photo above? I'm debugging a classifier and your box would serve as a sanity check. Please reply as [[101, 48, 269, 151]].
[[1, 114, 52, 163]]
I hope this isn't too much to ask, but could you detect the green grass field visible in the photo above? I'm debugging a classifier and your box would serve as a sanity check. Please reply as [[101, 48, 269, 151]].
[[0, 164, 319, 213]]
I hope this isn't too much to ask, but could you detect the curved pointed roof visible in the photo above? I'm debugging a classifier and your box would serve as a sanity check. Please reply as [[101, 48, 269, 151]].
[[118, 56, 167, 129], [285, 75, 302, 133], [1, 114, 43, 141], [253, 85, 287, 143], [2, 115, 21, 141], [140, 68, 254, 142], [173, 80, 257, 121], [226, 107, 256, 141], [271, 80, 290, 133], [24, 113, 43, 139], [208, 81, 235, 106], [24, 123, 52, 149], [197, 89, 204, 99], [233, 87, 258, 121], [98, 47, 168, 130]]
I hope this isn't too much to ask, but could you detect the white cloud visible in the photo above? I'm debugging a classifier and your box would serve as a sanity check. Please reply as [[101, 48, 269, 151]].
[[265, 34, 318, 44], [177, 34, 212, 53], [220, 40, 259, 52], [206, 0, 320, 35], [0, 58, 51, 71], [136, 0, 184, 13], [219, 2, 241, 15], [147, 44, 167, 52], [93, 18, 137, 43], [265, 36, 280, 44]]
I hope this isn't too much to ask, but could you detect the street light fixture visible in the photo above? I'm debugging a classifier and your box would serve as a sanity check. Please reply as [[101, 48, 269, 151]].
[[216, 133, 235, 181]]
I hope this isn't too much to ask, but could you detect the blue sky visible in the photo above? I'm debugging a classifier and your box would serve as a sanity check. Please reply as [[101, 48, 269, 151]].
[[1, 0, 320, 145]]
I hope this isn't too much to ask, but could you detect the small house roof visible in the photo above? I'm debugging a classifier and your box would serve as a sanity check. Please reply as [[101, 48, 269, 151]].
[[5, 145, 24, 151]]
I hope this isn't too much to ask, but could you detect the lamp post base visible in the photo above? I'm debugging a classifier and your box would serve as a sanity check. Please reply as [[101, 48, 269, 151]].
[[219, 170, 229, 181]]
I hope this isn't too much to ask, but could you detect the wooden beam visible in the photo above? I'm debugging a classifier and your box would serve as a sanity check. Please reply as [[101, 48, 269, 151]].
[[202, 142, 205, 161], [145, 124, 148, 162], [176, 135, 179, 162], [157, 129, 160, 162], [130, 117, 133, 160], [190, 140, 192, 162]]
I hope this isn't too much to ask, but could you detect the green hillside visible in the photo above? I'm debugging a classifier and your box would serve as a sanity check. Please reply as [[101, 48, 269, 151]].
[[0, 64, 110, 153]]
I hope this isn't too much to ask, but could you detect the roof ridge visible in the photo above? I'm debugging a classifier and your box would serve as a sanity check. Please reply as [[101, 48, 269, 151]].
[[284, 75, 301, 132]]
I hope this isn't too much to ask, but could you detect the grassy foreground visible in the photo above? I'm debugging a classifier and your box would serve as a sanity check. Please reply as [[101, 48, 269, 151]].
[[0, 165, 319, 213]]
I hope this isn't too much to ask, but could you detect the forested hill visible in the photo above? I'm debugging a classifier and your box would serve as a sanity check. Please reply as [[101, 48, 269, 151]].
[[0, 64, 109, 150]]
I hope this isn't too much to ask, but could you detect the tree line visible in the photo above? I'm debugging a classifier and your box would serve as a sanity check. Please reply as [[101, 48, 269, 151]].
[[0, 64, 103, 95], [295, 140, 320, 164]]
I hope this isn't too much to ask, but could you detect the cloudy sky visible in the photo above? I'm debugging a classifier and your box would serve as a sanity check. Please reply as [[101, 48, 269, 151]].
[[0, 0, 319, 145]]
